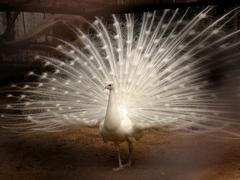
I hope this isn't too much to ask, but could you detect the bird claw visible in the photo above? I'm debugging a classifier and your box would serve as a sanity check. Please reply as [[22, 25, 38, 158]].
[[112, 162, 131, 171], [112, 166, 124, 171], [122, 162, 131, 168]]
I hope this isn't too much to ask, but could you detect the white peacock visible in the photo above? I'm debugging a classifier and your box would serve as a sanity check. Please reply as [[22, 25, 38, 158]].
[[1, 6, 240, 171]]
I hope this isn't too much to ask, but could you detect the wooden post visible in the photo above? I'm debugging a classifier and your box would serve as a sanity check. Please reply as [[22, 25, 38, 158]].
[[3, 11, 19, 40]]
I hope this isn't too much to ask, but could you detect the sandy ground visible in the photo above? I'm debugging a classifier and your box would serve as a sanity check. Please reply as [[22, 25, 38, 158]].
[[0, 127, 239, 180]]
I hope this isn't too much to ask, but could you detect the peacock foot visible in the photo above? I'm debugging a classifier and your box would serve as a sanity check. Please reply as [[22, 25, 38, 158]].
[[122, 162, 131, 168], [112, 161, 131, 171], [112, 166, 124, 171]]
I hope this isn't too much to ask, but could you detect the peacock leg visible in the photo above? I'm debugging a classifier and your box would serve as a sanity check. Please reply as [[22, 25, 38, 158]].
[[113, 143, 124, 171], [123, 140, 133, 168]]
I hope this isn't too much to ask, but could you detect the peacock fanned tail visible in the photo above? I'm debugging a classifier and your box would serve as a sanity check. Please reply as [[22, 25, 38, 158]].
[[1, 6, 240, 136]]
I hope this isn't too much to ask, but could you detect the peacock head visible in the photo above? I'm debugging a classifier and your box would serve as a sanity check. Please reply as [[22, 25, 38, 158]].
[[104, 84, 113, 91]]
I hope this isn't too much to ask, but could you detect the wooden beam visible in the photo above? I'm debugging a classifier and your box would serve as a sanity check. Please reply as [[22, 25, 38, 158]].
[[0, 0, 220, 16]]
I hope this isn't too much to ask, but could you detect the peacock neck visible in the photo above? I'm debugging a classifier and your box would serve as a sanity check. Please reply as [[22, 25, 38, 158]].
[[104, 89, 121, 130], [107, 89, 114, 111]]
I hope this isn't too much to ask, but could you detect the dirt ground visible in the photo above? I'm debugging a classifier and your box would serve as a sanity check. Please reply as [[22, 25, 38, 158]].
[[0, 127, 239, 180]]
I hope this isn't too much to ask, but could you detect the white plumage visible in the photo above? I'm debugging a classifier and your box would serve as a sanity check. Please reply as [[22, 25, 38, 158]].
[[1, 6, 240, 170], [100, 84, 142, 170]]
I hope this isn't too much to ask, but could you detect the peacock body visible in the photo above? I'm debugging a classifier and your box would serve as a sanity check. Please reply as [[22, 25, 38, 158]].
[[1, 6, 240, 170]]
